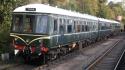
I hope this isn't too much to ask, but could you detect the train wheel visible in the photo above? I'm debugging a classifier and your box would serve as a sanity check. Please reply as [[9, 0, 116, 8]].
[[40, 53, 47, 64], [24, 55, 31, 64], [60, 47, 68, 55], [78, 41, 83, 51], [48, 50, 58, 61], [82, 42, 86, 48]]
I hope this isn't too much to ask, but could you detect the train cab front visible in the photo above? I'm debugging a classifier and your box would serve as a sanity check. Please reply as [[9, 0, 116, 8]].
[[10, 13, 50, 63]]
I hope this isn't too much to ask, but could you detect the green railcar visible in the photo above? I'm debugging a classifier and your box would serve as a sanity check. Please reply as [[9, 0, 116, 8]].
[[10, 4, 120, 63]]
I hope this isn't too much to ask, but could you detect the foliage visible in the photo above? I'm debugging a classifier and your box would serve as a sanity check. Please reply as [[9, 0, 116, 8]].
[[81, 0, 99, 16], [66, 0, 78, 11], [0, 0, 26, 54], [98, 0, 107, 3]]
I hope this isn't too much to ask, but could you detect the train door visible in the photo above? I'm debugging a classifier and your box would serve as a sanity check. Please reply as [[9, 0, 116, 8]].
[[85, 20, 89, 41], [91, 21, 94, 41], [95, 21, 98, 40], [85, 20, 88, 40], [97, 20, 100, 41], [88, 21, 91, 41], [51, 15, 59, 47], [58, 18, 65, 45], [82, 20, 86, 40]]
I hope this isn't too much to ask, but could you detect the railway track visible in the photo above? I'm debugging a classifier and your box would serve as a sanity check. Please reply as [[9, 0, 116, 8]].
[[114, 47, 125, 70], [85, 37, 125, 70]]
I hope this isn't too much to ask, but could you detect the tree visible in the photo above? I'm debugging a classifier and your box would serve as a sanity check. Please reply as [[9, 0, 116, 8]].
[[0, 0, 26, 54], [74, 0, 99, 16], [98, 0, 107, 3]]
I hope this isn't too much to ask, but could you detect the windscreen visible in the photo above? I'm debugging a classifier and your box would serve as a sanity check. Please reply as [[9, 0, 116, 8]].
[[12, 14, 48, 34]]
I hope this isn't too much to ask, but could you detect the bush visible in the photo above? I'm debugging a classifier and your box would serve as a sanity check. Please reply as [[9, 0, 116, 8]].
[[0, 32, 10, 54], [0, 22, 11, 54]]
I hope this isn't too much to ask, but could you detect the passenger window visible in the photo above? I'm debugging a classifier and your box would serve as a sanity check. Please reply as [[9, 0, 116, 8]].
[[63, 19, 66, 32], [67, 25, 72, 33], [87, 22, 90, 31], [92, 22, 94, 31], [94, 22, 96, 31], [74, 21, 76, 32], [75, 21, 80, 32], [76, 24, 81, 32], [89, 22, 91, 31], [67, 20, 72, 33], [84, 22, 86, 31], [82, 25, 85, 32], [53, 19, 58, 32], [59, 19, 65, 34]]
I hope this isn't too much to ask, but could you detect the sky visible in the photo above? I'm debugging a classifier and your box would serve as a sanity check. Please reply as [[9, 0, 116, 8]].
[[108, 0, 122, 3]]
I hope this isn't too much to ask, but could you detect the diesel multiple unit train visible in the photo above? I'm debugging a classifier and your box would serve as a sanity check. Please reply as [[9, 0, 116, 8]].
[[10, 4, 121, 63]]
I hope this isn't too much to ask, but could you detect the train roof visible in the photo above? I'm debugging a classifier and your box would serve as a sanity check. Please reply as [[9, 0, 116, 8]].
[[98, 18, 120, 24], [98, 18, 109, 22], [13, 4, 98, 20], [13, 4, 120, 24]]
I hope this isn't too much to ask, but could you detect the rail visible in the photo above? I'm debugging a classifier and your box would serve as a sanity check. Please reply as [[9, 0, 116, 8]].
[[114, 47, 125, 70], [85, 40, 121, 70]]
